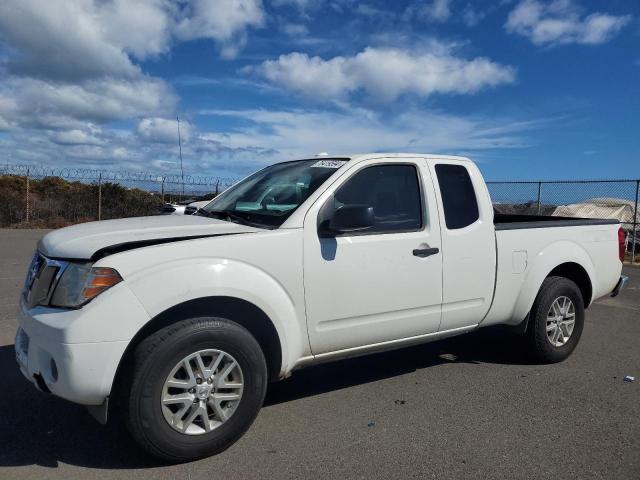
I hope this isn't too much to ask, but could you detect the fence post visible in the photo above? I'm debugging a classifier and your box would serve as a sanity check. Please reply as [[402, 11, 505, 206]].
[[25, 167, 30, 223], [536, 181, 542, 215], [631, 180, 639, 265], [98, 171, 102, 221], [215, 179, 220, 196], [161, 177, 165, 203]]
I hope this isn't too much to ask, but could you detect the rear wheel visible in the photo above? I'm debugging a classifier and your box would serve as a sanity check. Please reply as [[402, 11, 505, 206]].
[[123, 317, 268, 462], [526, 276, 585, 363]]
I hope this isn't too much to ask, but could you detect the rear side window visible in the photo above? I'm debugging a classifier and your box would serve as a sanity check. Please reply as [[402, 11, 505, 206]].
[[332, 164, 423, 233], [435, 164, 479, 229]]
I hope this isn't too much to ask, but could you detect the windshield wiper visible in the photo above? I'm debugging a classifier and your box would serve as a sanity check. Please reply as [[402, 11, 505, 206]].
[[198, 209, 242, 221], [197, 209, 273, 229]]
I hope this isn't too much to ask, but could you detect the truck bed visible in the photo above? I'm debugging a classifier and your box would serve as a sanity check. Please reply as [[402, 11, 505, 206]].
[[494, 213, 619, 231], [486, 213, 622, 327]]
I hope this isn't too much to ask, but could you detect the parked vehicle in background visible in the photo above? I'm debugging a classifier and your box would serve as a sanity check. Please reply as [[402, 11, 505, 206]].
[[15, 154, 627, 462], [184, 200, 210, 215], [553, 197, 640, 254], [159, 203, 187, 215], [159, 200, 212, 216]]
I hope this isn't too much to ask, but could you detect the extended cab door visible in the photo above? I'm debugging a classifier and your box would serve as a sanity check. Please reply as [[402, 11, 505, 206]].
[[428, 160, 496, 330], [303, 158, 443, 354]]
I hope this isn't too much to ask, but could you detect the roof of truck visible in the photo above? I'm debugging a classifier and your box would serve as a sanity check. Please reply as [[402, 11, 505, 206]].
[[349, 153, 472, 161], [305, 153, 473, 163]]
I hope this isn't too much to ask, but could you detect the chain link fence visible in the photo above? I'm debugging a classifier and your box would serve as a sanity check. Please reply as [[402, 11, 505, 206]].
[[487, 180, 640, 264], [0, 164, 236, 228], [0, 164, 638, 263]]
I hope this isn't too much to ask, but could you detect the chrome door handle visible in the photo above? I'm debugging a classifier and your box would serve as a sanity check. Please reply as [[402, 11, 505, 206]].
[[412, 247, 439, 258]]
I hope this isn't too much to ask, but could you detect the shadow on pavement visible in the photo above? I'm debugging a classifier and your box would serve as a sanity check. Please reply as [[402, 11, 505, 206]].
[[0, 344, 162, 470], [0, 327, 528, 470], [264, 327, 531, 406]]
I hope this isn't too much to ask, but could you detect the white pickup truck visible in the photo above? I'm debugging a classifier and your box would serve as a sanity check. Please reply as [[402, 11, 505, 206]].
[[15, 154, 628, 462]]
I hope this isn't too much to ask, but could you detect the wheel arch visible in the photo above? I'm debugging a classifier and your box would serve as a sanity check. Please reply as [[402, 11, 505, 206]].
[[511, 241, 596, 324], [110, 296, 284, 408], [547, 262, 592, 307]]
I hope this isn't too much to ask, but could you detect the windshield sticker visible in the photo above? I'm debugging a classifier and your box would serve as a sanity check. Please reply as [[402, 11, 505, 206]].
[[311, 159, 347, 168]]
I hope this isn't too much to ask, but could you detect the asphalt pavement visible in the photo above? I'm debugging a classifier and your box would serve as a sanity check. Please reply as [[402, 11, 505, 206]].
[[0, 228, 638, 479]]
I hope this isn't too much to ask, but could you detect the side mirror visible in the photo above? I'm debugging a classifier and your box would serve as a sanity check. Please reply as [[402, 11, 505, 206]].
[[321, 204, 374, 236]]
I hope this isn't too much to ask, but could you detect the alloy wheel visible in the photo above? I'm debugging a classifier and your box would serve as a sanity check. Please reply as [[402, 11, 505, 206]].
[[161, 349, 244, 435]]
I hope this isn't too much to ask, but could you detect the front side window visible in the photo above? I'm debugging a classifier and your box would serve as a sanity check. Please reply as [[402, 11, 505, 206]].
[[202, 159, 347, 228], [435, 163, 479, 229], [328, 164, 423, 234]]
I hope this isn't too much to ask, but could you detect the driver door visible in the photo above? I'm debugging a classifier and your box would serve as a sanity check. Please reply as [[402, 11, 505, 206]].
[[303, 158, 443, 354]]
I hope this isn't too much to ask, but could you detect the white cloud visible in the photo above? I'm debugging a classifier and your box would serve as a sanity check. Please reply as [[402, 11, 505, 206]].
[[405, 0, 452, 23], [197, 107, 547, 161], [0, 76, 176, 130], [100, 0, 174, 59], [505, 0, 631, 46], [0, 0, 265, 171], [0, 0, 141, 80], [0, 126, 139, 168], [173, 0, 265, 58], [0, 95, 18, 131], [137, 117, 192, 143], [256, 52, 355, 99], [50, 129, 105, 146], [0, 0, 265, 81], [253, 46, 515, 102], [0, 101, 546, 176], [0, 117, 274, 174], [174, 0, 264, 40]]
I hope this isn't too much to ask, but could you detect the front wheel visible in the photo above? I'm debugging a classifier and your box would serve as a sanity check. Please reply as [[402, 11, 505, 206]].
[[123, 317, 268, 462], [525, 276, 585, 363]]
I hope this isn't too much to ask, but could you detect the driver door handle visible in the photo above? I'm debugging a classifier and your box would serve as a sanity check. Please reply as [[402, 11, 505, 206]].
[[412, 247, 439, 258]]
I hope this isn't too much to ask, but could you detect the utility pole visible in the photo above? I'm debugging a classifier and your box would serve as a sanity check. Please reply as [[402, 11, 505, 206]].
[[98, 171, 102, 221], [177, 116, 185, 197], [25, 167, 30, 223]]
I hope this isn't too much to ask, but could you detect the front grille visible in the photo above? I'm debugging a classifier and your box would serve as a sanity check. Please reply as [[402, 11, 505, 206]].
[[23, 253, 67, 308]]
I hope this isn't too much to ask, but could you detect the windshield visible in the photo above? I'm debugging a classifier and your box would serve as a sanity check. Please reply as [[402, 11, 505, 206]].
[[201, 158, 348, 228]]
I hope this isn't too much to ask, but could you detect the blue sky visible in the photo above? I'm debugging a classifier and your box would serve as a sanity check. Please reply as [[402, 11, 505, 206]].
[[0, 0, 638, 181]]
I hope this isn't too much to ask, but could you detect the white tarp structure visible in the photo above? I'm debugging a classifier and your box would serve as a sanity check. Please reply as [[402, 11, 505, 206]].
[[553, 197, 639, 232]]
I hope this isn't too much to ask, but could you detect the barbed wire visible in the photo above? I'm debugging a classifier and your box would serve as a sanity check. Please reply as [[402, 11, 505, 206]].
[[0, 163, 237, 187]]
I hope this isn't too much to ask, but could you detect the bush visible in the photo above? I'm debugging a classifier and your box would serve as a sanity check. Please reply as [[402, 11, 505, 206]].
[[0, 175, 164, 228]]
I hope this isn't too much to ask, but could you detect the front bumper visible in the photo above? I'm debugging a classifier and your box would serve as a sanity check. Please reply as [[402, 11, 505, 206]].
[[610, 275, 629, 297], [14, 324, 128, 405], [14, 282, 150, 406]]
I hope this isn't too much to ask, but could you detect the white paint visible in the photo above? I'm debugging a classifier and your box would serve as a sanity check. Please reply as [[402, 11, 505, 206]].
[[302, 157, 443, 354], [15, 153, 623, 408]]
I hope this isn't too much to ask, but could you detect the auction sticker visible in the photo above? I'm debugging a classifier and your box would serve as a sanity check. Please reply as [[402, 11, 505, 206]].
[[311, 159, 347, 168]]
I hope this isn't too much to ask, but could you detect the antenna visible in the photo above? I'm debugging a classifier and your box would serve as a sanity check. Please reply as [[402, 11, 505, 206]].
[[177, 116, 185, 197]]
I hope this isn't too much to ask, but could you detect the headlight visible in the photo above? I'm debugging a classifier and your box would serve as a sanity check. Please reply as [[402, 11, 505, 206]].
[[50, 263, 122, 308]]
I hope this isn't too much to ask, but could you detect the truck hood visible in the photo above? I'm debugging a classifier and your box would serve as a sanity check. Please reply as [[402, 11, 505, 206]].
[[39, 215, 261, 260]]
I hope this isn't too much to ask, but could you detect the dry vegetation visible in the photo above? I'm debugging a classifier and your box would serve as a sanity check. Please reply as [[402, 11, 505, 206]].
[[0, 175, 164, 228]]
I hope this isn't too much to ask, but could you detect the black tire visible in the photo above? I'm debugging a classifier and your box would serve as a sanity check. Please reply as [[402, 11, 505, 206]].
[[123, 317, 268, 463], [526, 276, 585, 363]]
